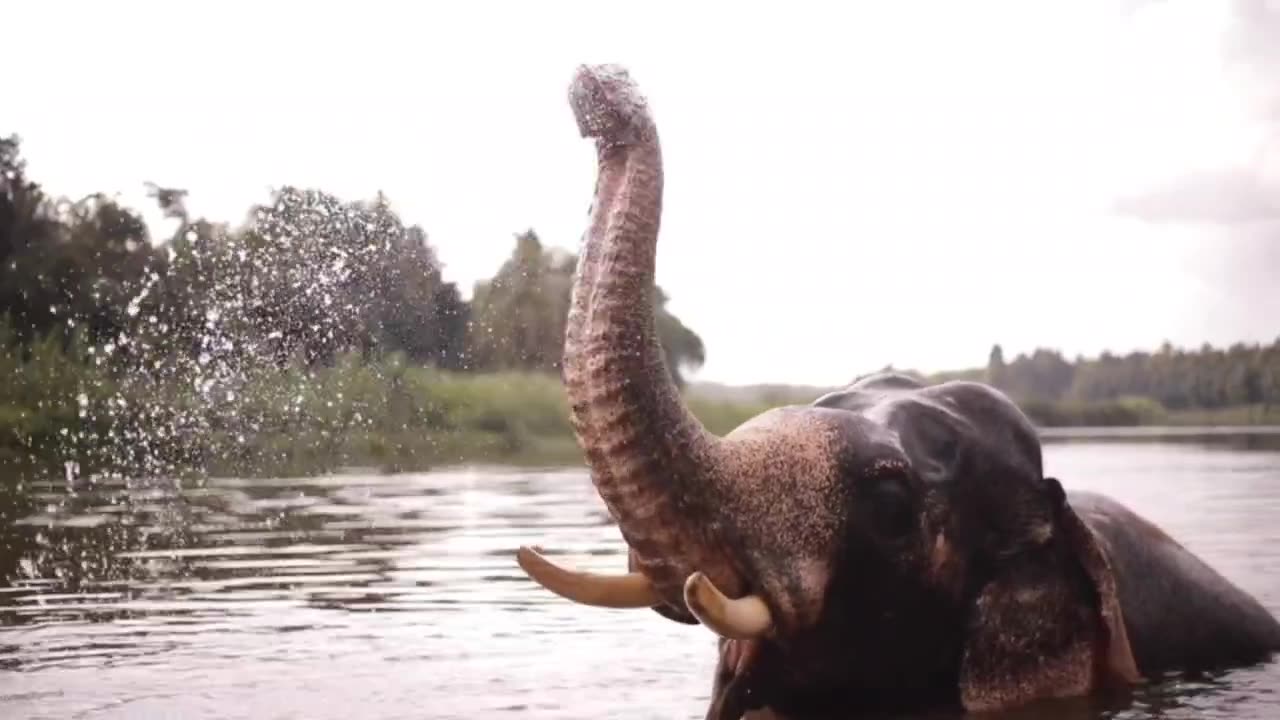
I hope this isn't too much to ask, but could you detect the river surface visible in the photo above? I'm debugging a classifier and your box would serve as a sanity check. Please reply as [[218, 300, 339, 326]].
[[2, 429, 1280, 719]]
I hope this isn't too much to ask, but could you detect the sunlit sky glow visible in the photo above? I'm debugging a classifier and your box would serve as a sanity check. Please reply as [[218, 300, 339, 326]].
[[7, 0, 1279, 386]]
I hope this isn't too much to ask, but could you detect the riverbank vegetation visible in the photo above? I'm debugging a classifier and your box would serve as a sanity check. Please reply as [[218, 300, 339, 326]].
[[3, 133, 1280, 488]]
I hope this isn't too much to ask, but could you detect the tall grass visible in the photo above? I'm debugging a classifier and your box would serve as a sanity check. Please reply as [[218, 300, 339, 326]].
[[0, 337, 584, 480], [0, 332, 792, 484], [4, 334, 1278, 489]]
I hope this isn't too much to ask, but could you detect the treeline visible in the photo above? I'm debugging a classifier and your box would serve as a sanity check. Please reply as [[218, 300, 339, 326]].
[[3, 130, 1278, 487], [0, 133, 708, 481], [920, 342, 1280, 426], [0, 135, 703, 383]]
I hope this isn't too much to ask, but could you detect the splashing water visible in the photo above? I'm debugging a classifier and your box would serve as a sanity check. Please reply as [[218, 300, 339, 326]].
[[2, 186, 466, 590]]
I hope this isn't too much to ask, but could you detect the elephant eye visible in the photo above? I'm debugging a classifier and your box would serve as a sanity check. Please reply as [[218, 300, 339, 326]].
[[863, 476, 916, 540]]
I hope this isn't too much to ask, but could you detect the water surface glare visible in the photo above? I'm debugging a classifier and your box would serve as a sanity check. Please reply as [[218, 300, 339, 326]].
[[2, 433, 1279, 719]]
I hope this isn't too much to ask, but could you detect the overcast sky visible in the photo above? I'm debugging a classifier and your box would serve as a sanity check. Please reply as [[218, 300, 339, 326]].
[[7, 0, 1278, 386]]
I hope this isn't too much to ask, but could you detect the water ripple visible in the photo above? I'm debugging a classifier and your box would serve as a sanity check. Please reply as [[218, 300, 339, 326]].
[[1, 443, 1279, 719]]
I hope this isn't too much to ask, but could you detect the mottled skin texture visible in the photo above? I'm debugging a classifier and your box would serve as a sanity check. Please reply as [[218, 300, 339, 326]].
[[718, 374, 1280, 718], [563, 65, 744, 616], [548, 64, 1280, 720], [705, 373, 1147, 718]]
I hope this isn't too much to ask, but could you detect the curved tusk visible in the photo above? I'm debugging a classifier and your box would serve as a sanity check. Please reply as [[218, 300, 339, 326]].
[[683, 571, 773, 639], [516, 545, 661, 608]]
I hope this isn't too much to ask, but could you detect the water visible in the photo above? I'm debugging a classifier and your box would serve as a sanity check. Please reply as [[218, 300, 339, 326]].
[[2, 431, 1279, 719]]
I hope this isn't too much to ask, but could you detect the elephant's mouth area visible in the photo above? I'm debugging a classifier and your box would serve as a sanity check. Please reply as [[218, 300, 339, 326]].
[[723, 556, 971, 713], [707, 639, 767, 720], [710, 634, 965, 720]]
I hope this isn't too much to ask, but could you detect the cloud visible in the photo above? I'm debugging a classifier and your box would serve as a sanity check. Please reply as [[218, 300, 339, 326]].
[[1112, 168, 1280, 224], [1224, 0, 1280, 92], [1114, 0, 1280, 225]]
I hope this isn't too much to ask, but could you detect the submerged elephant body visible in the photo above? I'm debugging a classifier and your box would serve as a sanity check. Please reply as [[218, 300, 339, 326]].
[[514, 64, 1280, 719], [1073, 491, 1280, 675]]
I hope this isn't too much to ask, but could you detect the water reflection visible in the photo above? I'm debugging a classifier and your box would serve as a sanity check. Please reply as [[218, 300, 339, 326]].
[[2, 433, 1280, 719], [1042, 426, 1280, 452], [4, 468, 618, 628]]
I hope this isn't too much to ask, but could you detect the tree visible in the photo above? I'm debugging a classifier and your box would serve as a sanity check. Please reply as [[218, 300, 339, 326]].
[[371, 224, 470, 368], [468, 230, 707, 385], [2, 136, 163, 351], [150, 186, 468, 371], [654, 286, 705, 388], [469, 230, 568, 372], [986, 344, 1006, 387], [1, 135, 63, 341]]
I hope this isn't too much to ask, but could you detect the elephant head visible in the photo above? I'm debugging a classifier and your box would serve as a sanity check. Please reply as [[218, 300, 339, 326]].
[[516, 64, 1141, 719]]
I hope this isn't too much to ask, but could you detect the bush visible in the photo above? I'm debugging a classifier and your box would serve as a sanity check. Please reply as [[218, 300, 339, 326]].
[[1019, 396, 1168, 427], [0, 332, 588, 480]]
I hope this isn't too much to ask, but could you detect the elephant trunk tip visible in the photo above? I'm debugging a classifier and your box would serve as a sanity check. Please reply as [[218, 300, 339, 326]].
[[569, 64, 656, 146]]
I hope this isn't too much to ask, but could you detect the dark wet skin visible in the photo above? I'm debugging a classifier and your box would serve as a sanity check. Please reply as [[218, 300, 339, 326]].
[[1072, 492, 1280, 673], [704, 372, 1280, 719]]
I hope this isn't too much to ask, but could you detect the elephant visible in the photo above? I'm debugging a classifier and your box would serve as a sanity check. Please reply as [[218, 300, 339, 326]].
[[514, 63, 1280, 720]]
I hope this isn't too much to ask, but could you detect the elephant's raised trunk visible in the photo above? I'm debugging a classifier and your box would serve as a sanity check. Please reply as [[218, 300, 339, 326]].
[[553, 64, 745, 611]]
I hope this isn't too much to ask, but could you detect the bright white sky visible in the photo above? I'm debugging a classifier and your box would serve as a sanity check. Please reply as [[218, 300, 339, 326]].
[[6, 0, 1278, 386]]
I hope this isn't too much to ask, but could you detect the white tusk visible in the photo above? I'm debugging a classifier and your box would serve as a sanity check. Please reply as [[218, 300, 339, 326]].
[[683, 571, 773, 639], [516, 545, 661, 608]]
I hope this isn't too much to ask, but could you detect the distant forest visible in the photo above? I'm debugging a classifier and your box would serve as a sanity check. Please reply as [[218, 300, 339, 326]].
[[947, 343, 1280, 410], [691, 337, 1280, 429], [1, 132, 717, 480], [919, 340, 1280, 426], [0, 135, 706, 385], [3, 129, 1278, 480]]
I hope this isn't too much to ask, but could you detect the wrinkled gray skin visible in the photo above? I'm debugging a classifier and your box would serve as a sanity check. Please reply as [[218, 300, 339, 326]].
[[549, 63, 1280, 720]]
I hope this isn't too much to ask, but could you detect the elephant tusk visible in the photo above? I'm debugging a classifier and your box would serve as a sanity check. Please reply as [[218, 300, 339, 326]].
[[683, 571, 773, 639], [516, 545, 661, 608]]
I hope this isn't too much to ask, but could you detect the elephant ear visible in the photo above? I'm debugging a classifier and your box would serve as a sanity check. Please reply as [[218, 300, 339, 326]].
[[958, 478, 1141, 712]]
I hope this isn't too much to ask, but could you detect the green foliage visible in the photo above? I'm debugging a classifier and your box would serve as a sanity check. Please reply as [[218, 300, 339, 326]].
[[941, 341, 1280, 420], [0, 335, 578, 480], [4, 129, 1280, 500], [1, 135, 701, 381], [655, 286, 706, 388], [468, 230, 571, 372], [1016, 396, 1168, 427], [0, 134, 710, 484], [467, 230, 706, 386], [142, 187, 471, 370], [2, 137, 166, 351], [0, 319, 117, 473]]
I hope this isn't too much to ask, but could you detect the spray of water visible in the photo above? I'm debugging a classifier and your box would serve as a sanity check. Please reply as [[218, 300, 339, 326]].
[[4, 185, 461, 588]]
